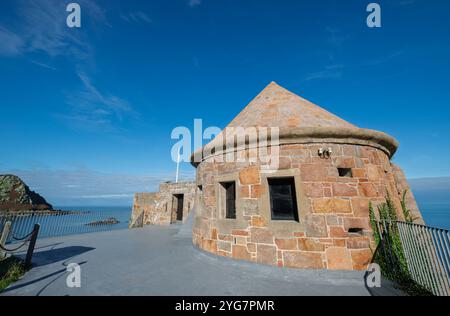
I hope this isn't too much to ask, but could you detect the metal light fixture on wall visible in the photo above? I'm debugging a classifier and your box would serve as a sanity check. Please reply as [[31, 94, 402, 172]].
[[318, 147, 332, 159]]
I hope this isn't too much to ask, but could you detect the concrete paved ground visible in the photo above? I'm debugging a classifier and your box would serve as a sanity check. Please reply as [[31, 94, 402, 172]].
[[1, 224, 401, 296]]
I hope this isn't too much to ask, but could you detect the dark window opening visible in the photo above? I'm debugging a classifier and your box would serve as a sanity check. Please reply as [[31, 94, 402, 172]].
[[174, 194, 184, 221], [198, 185, 203, 191], [348, 228, 364, 235], [221, 182, 236, 219], [268, 177, 299, 222], [338, 168, 353, 178]]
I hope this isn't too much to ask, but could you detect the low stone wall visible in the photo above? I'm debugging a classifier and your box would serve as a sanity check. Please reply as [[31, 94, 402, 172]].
[[131, 182, 196, 227]]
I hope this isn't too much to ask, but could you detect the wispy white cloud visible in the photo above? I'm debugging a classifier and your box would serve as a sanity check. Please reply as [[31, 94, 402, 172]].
[[5, 168, 195, 206], [0, 0, 106, 60], [302, 64, 345, 82], [120, 11, 152, 24], [0, 1, 136, 133], [325, 27, 350, 47], [30, 60, 58, 71], [188, 0, 202, 7], [362, 50, 404, 67], [61, 71, 137, 132], [0, 26, 24, 56], [301, 49, 404, 83]]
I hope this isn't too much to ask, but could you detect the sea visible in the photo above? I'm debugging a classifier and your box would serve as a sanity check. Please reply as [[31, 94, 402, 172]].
[[0, 206, 132, 241], [417, 202, 450, 230], [56, 206, 132, 227]]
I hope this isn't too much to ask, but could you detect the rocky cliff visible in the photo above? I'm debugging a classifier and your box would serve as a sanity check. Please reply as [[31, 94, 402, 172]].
[[0, 175, 53, 212]]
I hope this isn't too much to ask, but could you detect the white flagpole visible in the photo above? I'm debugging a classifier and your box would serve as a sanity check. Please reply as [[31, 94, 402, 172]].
[[175, 147, 181, 183]]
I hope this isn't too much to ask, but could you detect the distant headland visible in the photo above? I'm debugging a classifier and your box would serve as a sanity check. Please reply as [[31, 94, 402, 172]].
[[0, 174, 53, 212]]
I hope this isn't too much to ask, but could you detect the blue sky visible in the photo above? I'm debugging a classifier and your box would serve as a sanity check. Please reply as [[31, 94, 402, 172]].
[[0, 0, 449, 206]]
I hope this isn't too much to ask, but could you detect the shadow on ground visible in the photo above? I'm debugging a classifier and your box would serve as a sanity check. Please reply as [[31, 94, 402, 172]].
[[24, 246, 95, 268]]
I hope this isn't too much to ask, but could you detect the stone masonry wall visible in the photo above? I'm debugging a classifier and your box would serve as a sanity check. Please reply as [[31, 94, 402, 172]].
[[130, 192, 157, 228], [131, 182, 196, 227], [193, 143, 415, 270], [392, 164, 424, 225]]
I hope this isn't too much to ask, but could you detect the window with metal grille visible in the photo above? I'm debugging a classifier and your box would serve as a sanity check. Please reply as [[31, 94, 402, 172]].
[[268, 177, 299, 222], [221, 182, 236, 219]]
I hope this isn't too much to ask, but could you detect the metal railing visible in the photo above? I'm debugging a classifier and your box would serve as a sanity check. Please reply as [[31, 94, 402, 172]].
[[396, 221, 450, 296], [0, 210, 129, 242]]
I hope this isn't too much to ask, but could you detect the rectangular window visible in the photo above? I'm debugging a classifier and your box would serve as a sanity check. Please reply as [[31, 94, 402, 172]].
[[221, 182, 236, 219], [268, 177, 299, 221], [338, 168, 353, 178]]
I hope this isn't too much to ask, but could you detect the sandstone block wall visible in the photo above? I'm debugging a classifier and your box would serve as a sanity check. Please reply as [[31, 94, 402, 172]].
[[392, 164, 424, 225], [130, 182, 196, 227], [193, 143, 419, 270]]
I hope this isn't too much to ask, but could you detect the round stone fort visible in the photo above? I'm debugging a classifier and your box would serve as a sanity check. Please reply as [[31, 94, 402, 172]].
[[191, 82, 423, 271]]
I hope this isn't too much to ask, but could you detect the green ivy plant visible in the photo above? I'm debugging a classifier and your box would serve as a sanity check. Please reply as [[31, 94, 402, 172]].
[[368, 194, 433, 296], [400, 190, 419, 223]]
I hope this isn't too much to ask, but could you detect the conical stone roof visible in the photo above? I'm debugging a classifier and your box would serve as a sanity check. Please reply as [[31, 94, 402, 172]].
[[192, 82, 399, 165], [227, 82, 356, 129]]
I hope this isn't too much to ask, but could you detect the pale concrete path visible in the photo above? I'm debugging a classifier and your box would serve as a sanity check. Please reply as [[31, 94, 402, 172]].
[[1, 224, 400, 296]]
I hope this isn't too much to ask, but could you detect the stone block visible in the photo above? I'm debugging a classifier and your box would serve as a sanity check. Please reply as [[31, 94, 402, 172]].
[[217, 240, 232, 252], [326, 215, 339, 226], [347, 237, 370, 249], [202, 239, 217, 254], [251, 185, 263, 198], [351, 249, 373, 270], [367, 165, 381, 181], [275, 238, 298, 250], [300, 164, 327, 181], [313, 198, 352, 214], [333, 239, 346, 247], [332, 183, 358, 197], [232, 244, 252, 261], [352, 168, 366, 178], [240, 185, 250, 198], [250, 227, 274, 244], [232, 230, 249, 237], [256, 244, 277, 265], [297, 238, 325, 252], [247, 243, 256, 253], [239, 166, 260, 185], [251, 216, 267, 227], [305, 215, 328, 237], [326, 247, 353, 270], [351, 198, 370, 217], [211, 228, 218, 240], [329, 226, 348, 238], [278, 157, 292, 169], [283, 251, 324, 269], [358, 183, 378, 197], [334, 157, 355, 168], [304, 183, 324, 198]]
